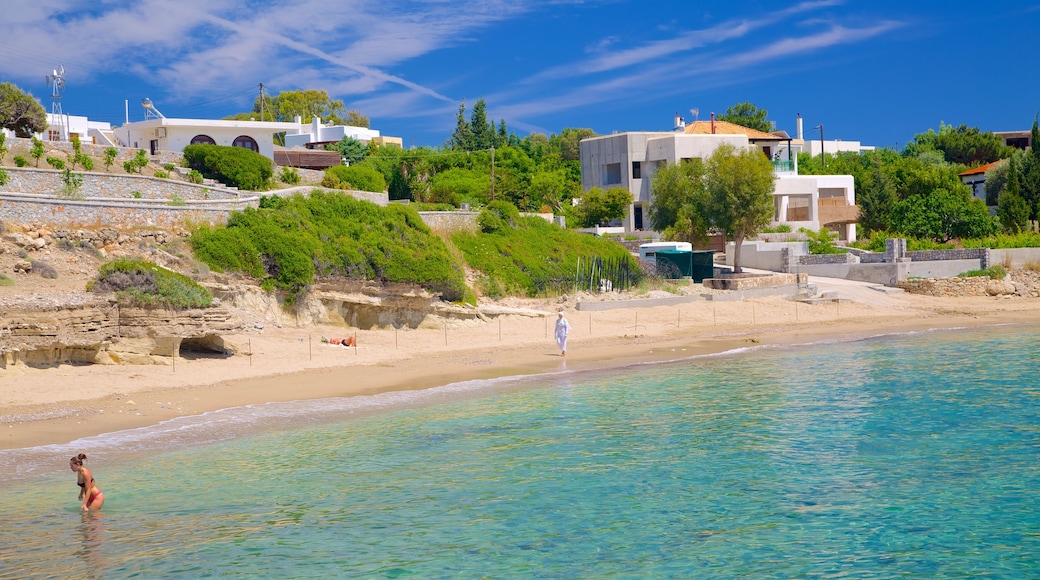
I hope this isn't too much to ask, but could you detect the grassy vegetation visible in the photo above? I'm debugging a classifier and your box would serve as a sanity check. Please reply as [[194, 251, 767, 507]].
[[452, 203, 643, 297], [0, 273, 13, 286], [88, 258, 213, 309], [958, 265, 1007, 279], [189, 191, 467, 303]]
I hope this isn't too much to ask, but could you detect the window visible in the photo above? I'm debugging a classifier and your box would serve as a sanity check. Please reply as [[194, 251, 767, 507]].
[[47, 130, 62, 141], [605, 163, 621, 185], [233, 135, 259, 152], [191, 135, 216, 145], [632, 161, 641, 179]]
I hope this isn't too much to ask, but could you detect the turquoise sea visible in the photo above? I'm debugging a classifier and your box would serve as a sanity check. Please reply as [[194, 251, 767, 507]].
[[2, 325, 1039, 578]]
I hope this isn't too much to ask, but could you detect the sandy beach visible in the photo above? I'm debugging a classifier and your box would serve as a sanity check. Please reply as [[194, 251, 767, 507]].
[[3, 276, 1039, 451]]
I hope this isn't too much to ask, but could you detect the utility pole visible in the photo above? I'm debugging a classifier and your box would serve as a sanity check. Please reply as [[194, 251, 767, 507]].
[[259, 83, 265, 121], [815, 123, 825, 167]]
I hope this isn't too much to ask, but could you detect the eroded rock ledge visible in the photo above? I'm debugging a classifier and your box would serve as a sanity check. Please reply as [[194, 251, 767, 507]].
[[0, 297, 243, 370]]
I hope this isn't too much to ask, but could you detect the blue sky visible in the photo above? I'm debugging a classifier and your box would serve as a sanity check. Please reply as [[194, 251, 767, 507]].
[[1, 1, 1037, 150]]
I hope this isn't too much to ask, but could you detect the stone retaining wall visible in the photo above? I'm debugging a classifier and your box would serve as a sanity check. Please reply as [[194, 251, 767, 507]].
[[897, 276, 1015, 297]]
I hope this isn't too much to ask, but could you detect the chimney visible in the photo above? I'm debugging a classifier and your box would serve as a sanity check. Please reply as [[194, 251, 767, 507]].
[[797, 113, 803, 141], [674, 113, 685, 131], [710, 112, 715, 134]]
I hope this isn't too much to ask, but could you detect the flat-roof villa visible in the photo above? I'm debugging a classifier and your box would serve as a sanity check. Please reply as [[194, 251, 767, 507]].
[[578, 114, 866, 242]]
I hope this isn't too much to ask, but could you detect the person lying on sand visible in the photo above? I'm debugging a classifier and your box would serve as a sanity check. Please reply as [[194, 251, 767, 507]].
[[321, 336, 357, 347]]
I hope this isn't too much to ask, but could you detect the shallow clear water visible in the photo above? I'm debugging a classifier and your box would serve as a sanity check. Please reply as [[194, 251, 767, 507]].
[[3, 326, 1039, 578]]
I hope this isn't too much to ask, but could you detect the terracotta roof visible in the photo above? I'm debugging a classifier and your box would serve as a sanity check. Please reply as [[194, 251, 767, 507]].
[[958, 160, 1003, 177], [683, 120, 782, 140]]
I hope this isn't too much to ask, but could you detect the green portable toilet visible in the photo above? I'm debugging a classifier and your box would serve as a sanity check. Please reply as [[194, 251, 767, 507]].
[[654, 249, 715, 282], [690, 250, 715, 282], [654, 250, 692, 279]]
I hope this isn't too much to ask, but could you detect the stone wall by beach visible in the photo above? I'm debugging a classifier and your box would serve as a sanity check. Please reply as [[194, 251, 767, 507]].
[[896, 275, 1036, 297]]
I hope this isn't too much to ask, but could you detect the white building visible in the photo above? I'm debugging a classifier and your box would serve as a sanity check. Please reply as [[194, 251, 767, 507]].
[[283, 116, 402, 149], [41, 113, 116, 146], [118, 117, 301, 160], [578, 115, 859, 241]]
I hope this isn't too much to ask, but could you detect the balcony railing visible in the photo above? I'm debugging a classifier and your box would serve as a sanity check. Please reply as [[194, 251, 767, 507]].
[[772, 159, 794, 172]]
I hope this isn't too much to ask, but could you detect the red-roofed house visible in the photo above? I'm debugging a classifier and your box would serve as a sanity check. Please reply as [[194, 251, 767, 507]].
[[959, 160, 1003, 204]]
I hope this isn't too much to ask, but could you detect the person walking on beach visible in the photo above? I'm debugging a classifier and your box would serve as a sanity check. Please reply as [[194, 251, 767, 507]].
[[70, 454, 105, 511], [555, 311, 571, 357]]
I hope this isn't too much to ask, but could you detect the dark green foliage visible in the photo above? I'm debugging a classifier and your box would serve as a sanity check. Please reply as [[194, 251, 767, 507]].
[[45, 156, 64, 170], [454, 204, 643, 297], [0, 167, 8, 186], [891, 188, 997, 243], [89, 258, 213, 309], [718, 101, 771, 132], [325, 136, 367, 165], [0, 82, 47, 137], [190, 191, 466, 302], [13, 155, 27, 167], [182, 144, 273, 191], [477, 200, 521, 233], [322, 164, 386, 193]]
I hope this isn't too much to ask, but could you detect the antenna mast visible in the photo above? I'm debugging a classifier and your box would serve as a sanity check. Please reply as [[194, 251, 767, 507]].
[[259, 83, 265, 121], [46, 66, 66, 141]]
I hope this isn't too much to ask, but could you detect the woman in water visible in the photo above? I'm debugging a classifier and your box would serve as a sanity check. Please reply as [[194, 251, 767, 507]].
[[70, 454, 105, 511]]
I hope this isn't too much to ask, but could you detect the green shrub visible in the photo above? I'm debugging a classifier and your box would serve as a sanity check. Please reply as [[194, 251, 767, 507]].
[[186, 169, 203, 184], [958, 265, 1007, 279], [154, 170, 169, 179], [800, 227, 844, 254], [279, 166, 300, 185], [762, 224, 793, 233], [0, 167, 8, 187], [77, 154, 93, 171], [103, 147, 118, 172], [168, 193, 186, 206], [89, 258, 213, 309], [477, 200, 521, 233], [163, 163, 176, 172], [189, 191, 466, 303], [961, 232, 1040, 249], [14, 155, 28, 167], [0, 273, 13, 286], [322, 164, 386, 193], [45, 156, 65, 170], [182, 144, 273, 191], [59, 169, 83, 198]]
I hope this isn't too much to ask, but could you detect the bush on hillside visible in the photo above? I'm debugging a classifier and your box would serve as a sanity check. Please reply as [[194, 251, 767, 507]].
[[454, 202, 643, 297], [182, 144, 273, 191], [88, 258, 213, 309], [189, 191, 466, 303], [322, 164, 386, 193]]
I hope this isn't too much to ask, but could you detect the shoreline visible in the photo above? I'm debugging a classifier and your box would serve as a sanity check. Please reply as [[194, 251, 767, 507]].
[[4, 285, 1039, 453]]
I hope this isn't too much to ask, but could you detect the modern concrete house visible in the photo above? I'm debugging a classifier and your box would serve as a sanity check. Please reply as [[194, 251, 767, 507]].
[[119, 117, 300, 160], [283, 116, 403, 149], [578, 115, 859, 241]]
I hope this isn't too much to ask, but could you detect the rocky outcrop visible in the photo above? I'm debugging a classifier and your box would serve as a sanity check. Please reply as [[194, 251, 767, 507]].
[[0, 297, 243, 370], [205, 277, 522, 330]]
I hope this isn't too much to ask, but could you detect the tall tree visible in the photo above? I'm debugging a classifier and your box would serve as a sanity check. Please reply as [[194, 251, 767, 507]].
[[648, 159, 710, 245], [1023, 117, 1040, 221], [450, 100, 474, 151], [704, 144, 776, 272], [998, 156, 1030, 233], [576, 187, 633, 227], [0, 82, 47, 137], [346, 110, 370, 128], [856, 156, 899, 234], [468, 99, 496, 151], [227, 89, 347, 124], [718, 102, 771, 132]]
